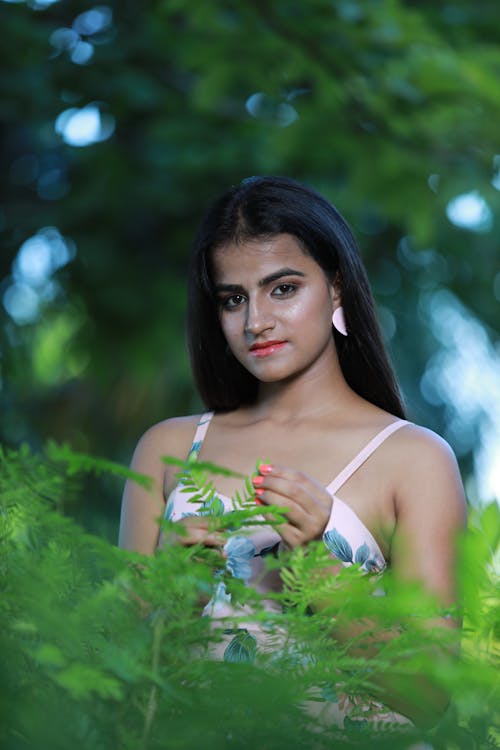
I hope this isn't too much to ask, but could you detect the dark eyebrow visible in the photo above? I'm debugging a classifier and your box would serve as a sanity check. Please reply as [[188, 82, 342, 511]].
[[215, 267, 306, 294]]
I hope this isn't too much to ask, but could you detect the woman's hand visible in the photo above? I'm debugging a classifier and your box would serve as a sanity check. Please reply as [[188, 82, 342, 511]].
[[165, 515, 227, 549], [252, 464, 333, 548]]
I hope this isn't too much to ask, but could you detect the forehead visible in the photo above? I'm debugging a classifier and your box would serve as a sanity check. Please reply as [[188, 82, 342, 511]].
[[212, 233, 319, 281]]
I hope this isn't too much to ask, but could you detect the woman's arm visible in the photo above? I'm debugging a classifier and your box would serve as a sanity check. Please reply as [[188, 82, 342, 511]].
[[119, 422, 174, 555], [119, 416, 226, 555], [334, 427, 467, 726], [390, 426, 467, 609]]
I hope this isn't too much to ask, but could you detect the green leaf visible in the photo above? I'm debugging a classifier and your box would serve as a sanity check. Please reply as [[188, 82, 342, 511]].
[[35, 643, 66, 668], [45, 442, 154, 490], [161, 455, 245, 478], [54, 664, 123, 700], [478, 502, 500, 554]]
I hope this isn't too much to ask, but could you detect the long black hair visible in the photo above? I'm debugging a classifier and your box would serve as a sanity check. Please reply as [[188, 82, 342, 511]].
[[187, 176, 405, 418]]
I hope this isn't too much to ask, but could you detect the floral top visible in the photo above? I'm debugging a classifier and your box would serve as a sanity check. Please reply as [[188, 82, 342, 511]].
[[165, 412, 408, 575], [163, 412, 411, 727]]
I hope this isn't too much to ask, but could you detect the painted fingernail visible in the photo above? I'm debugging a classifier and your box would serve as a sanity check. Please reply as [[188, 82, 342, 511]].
[[252, 475, 264, 486], [259, 464, 273, 474], [255, 488, 264, 496], [255, 497, 263, 506]]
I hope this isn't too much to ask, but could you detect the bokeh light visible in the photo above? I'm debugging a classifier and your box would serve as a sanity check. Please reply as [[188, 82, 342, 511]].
[[3, 228, 76, 326], [1, 0, 61, 4], [492, 155, 500, 191], [3, 284, 40, 325], [445, 191, 493, 233], [32, 310, 89, 385], [73, 6, 112, 36], [9, 152, 69, 200], [420, 289, 500, 502], [50, 7, 113, 65], [245, 93, 299, 127], [55, 105, 115, 147], [3, 0, 63, 7]]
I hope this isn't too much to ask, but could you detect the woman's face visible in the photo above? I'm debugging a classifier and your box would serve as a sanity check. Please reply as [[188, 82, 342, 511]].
[[212, 233, 339, 384]]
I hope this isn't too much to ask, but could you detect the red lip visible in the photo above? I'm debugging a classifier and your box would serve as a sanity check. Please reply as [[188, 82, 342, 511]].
[[249, 340, 288, 358], [249, 340, 287, 351]]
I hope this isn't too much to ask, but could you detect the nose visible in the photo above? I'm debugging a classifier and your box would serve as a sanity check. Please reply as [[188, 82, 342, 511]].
[[244, 297, 275, 338]]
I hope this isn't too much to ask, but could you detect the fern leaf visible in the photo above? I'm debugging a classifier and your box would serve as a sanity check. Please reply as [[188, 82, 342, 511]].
[[45, 442, 154, 490], [161, 456, 244, 478]]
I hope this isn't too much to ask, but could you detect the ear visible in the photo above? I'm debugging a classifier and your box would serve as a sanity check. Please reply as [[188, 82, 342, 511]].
[[330, 273, 343, 310]]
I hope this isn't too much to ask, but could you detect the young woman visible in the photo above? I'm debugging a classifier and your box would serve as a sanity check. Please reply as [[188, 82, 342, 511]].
[[119, 176, 467, 727]]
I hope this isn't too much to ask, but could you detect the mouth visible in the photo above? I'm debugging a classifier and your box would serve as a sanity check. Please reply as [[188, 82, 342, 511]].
[[249, 340, 288, 358]]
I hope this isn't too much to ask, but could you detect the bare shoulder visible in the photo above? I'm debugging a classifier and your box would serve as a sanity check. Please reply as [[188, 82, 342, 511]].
[[391, 422, 467, 521], [120, 414, 203, 554], [392, 422, 459, 474], [133, 413, 202, 462]]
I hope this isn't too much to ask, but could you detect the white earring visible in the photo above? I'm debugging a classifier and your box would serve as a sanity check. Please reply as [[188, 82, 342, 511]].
[[332, 306, 347, 336]]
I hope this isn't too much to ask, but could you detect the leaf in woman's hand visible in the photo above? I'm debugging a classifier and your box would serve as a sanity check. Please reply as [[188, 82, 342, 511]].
[[161, 456, 245, 478]]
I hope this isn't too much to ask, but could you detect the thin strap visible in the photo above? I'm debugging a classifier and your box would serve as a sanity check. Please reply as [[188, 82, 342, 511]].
[[326, 420, 409, 496], [186, 411, 214, 460]]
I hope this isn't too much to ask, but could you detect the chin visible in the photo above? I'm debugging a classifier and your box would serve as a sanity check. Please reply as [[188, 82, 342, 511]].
[[250, 369, 287, 383], [252, 365, 303, 384]]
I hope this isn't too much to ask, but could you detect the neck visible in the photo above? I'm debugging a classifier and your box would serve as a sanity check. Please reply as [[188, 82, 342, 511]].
[[252, 347, 359, 423]]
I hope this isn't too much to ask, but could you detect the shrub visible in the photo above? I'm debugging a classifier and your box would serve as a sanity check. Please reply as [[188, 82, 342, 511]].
[[0, 443, 498, 749]]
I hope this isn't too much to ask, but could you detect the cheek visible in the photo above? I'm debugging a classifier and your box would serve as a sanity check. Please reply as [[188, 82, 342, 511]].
[[219, 313, 240, 343], [287, 293, 331, 325]]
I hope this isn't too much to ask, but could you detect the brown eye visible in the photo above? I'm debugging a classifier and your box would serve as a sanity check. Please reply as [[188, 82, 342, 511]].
[[220, 294, 246, 310], [272, 283, 297, 297]]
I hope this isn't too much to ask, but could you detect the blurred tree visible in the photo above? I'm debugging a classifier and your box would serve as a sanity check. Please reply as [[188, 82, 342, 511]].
[[1, 0, 499, 535]]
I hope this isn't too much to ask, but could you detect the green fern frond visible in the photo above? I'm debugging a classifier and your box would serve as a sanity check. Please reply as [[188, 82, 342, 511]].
[[45, 441, 154, 490], [0, 442, 499, 749], [161, 456, 245, 478]]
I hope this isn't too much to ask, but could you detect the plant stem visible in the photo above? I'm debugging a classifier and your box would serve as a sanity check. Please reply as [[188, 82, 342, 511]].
[[140, 610, 165, 750]]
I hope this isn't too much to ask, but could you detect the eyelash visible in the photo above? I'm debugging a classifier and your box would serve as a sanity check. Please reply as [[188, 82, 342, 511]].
[[219, 294, 245, 310], [218, 283, 298, 310], [273, 283, 297, 297]]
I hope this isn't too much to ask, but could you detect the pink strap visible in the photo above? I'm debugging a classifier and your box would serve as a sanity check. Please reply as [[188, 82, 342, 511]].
[[188, 411, 214, 456], [326, 420, 409, 496]]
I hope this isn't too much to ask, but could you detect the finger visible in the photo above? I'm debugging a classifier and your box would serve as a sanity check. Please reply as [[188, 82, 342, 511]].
[[177, 531, 225, 547], [256, 464, 332, 514], [175, 518, 226, 547], [253, 475, 332, 543], [181, 516, 218, 529], [254, 484, 311, 528], [256, 489, 328, 547], [254, 473, 331, 526], [186, 535, 225, 548], [254, 513, 305, 550]]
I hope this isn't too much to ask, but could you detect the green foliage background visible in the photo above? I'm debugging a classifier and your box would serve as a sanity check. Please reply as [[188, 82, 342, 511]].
[[1, 0, 500, 538], [1, 3, 499, 745]]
